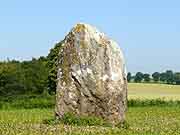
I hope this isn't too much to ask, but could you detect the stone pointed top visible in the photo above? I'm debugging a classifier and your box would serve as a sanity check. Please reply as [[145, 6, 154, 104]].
[[61, 23, 124, 63], [73, 22, 100, 32], [69, 23, 121, 53], [70, 22, 105, 42]]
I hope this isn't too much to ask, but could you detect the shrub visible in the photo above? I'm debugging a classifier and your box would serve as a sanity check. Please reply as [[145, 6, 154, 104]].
[[43, 113, 112, 127], [128, 98, 180, 107]]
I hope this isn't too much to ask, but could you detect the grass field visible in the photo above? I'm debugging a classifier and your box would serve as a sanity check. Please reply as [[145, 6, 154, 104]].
[[128, 83, 180, 100], [1, 83, 180, 135], [1, 107, 180, 135]]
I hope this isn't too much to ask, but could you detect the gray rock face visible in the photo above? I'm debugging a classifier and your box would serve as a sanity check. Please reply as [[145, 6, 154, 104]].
[[55, 23, 127, 124]]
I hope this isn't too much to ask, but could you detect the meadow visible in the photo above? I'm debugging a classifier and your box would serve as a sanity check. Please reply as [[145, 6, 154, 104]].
[[128, 83, 180, 100], [1, 83, 180, 135]]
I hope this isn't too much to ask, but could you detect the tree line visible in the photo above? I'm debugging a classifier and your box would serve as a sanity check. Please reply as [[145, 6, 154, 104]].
[[0, 57, 48, 96], [127, 71, 180, 85], [0, 42, 62, 96], [0, 41, 180, 96]]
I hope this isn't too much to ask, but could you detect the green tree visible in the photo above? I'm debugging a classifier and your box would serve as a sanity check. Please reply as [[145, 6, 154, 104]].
[[165, 70, 174, 84], [174, 72, 180, 85], [47, 41, 63, 94], [160, 72, 167, 83], [143, 73, 150, 82], [0, 57, 49, 96], [127, 72, 132, 82], [134, 72, 144, 83], [30, 57, 48, 94], [0, 61, 24, 96], [152, 72, 160, 82]]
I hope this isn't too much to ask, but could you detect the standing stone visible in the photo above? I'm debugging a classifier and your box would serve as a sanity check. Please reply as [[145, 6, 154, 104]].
[[55, 23, 127, 124]]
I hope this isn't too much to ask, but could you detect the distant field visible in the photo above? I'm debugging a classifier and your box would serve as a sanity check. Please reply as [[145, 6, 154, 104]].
[[128, 83, 180, 100]]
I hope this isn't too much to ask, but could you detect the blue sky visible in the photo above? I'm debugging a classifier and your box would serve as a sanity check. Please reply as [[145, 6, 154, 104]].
[[0, 0, 180, 73]]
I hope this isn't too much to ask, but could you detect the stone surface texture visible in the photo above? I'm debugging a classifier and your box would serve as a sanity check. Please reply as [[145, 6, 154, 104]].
[[55, 23, 127, 124]]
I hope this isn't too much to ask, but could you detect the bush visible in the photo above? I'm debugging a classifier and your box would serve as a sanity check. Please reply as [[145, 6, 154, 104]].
[[128, 98, 180, 107], [60, 113, 107, 126], [43, 113, 112, 127]]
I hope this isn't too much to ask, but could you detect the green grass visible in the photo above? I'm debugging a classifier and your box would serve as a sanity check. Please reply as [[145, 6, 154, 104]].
[[1, 83, 180, 134], [43, 113, 114, 127], [1, 107, 180, 135], [0, 94, 55, 109]]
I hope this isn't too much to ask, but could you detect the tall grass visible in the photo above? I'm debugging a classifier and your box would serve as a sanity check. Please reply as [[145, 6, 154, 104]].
[[128, 98, 180, 107], [1, 94, 180, 109], [0, 94, 55, 109]]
